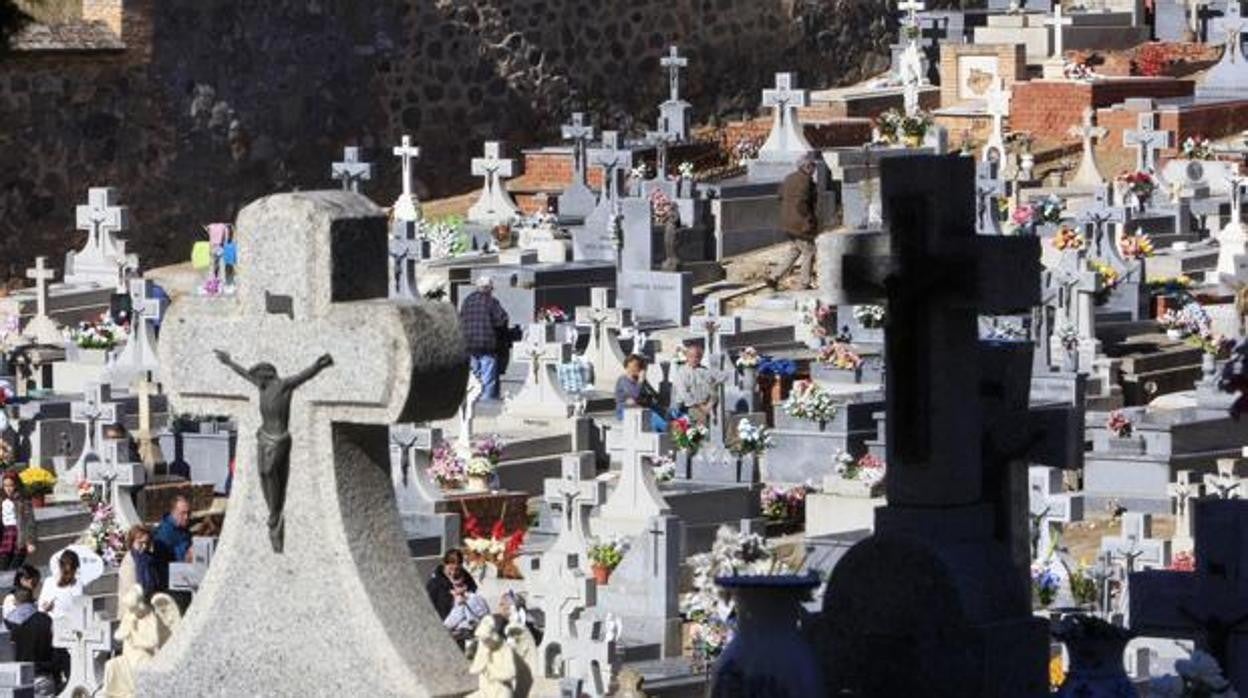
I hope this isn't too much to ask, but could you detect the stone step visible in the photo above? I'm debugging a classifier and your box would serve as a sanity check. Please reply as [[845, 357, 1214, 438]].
[[33, 504, 91, 538], [1121, 364, 1203, 403], [494, 453, 564, 495], [1117, 345, 1203, 374]]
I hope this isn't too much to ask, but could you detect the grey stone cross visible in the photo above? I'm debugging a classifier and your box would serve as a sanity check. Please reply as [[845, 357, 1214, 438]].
[[588, 131, 633, 205], [1077, 185, 1127, 257], [660, 45, 688, 103], [596, 408, 672, 539], [1068, 107, 1108, 187], [1123, 113, 1173, 172], [761, 72, 808, 131], [561, 112, 598, 218], [331, 146, 373, 193], [54, 599, 113, 697], [71, 382, 120, 474], [67, 187, 133, 287], [22, 257, 62, 345]]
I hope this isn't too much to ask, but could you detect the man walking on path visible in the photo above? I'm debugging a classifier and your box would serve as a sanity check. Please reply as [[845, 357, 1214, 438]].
[[458, 276, 511, 400], [767, 152, 821, 290]]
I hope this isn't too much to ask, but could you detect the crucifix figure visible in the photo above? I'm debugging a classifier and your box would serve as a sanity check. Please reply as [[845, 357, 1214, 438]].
[[1123, 112, 1173, 172], [584, 131, 634, 235], [644, 129, 677, 179], [1069, 107, 1109, 188], [215, 349, 333, 553], [392, 134, 422, 222], [388, 221, 428, 301], [467, 141, 521, 225], [560, 112, 598, 218], [975, 159, 1005, 235], [759, 72, 813, 157], [660, 45, 687, 104], [330, 146, 373, 193]]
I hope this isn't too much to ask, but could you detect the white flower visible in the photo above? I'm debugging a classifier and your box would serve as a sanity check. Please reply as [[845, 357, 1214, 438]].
[[678, 161, 695, 179]]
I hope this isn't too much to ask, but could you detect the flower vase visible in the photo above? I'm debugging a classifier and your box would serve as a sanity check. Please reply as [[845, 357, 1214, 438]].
[[710, 573, 823, 698], [903, 134, 922, 148], [1202, 352, 1216, 382], [31, 494, 45, 509], [465, 475, 490, 492], [1166, 329, 1184, 341], [592, 564, 612, 585], [1052, 615, 1136, 698]]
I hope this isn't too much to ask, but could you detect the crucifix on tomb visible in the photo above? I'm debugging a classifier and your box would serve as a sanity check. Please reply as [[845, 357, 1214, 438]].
[[55, 599, 113, 697], [976, 159, 1005, 235], [560, 112, 598, 218], [1069, 108, 1109, 187], [1131, 499, 1248, 689], [143, 190, 473, 696], [820, 156, 1080, 695], [1204, 458, 1244, 499], [67, 187, 132, 287], [133, 373, 164, 470], [660, 45, 687, 105], [392, 134, 423, 222], [1101, 513, 1172, 590], [22, 257, 62, 345], [467, 141, 521, 225], [588, 131, 632, 206], [330, 146, 373, 193], [1169, 470, 1204, 544], [1123, 112, 1173, 173], [644, 129, 677, 179], [574, 288, 635, 393], [387, 219, 428, 302], [506, 323, 575, 419], [1078, 185, 1128, 258], [759, 72, 813, 155], [1028, 465, 1084, 560], [113, 278, 163, 381], [1043, 3, 1075, 74], [71, 383, 120, 476], [86, 438, 146, 529], [982, 78, 1011, 165], [595, 408, 672, 539]]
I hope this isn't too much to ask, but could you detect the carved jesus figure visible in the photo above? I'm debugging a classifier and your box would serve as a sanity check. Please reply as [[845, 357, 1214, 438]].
[[214, 349, 333, 553]]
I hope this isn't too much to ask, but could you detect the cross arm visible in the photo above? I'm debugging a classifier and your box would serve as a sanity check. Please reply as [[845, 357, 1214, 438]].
[[213, 349, 258, 387], [288, 354, 335, 389]]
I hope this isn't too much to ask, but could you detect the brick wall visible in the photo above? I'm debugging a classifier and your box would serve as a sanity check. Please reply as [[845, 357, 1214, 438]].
[[1010, 78, 1195, 140], [1071, 98, 1248, 175], [939, 44, 1027, 107], [722, 118, 873, 157]]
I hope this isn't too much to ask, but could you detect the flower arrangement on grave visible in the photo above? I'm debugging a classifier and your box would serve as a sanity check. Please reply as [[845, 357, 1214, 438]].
[[1051, 225, 1086, 252], [1091, 260, 1120, 292], [417, 217, 469, 258], [875, 109, 932, 147], [68, 314, 124, 350], [1118, 231, 1155, 260], [672, 345, 688, 365], [1030, 561, 1061, 608], [983, 322, 1029, 343], [677, 161, 696, 180], [735, 347, 761, 369], [1117, 170, 1158, 207], [652, 453, 677, 483], [78, 488, 126, 567], [1057, 324, 1081, 353], [1169, 550, 1196, 572], [428, 442, 466, 488], [853, 304, 886, 329], [818, 342, 863, 371], [731, 419, 772, 456], [1149, 650, 1237, 698], [462, 509, 526, 580], [1187, 329, 1233, 358], [1058, 556, 1100, 607], [670, 416, 709, 454], [587, 536, 627, 582], [417, 276, 447, 301], [731, 136, 763, 165], [781, 380, 839, 423], [535, 305, 568, 323], [650, 188, 679, 227], [1158, 309, 1187, 335], [682, 526, 790, 664], [837, 452, 886, 486], [759, 484, 808, 523], [1062, 60, 1097, 81], [1105, 410, 1133, 438], [1180, 136, 1214, 161], [1011, 196, 1066, 235], [18, 466, 55, 498]]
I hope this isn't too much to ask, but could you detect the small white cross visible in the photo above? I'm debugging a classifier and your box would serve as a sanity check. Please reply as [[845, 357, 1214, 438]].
[[331, 146, 373, 193], [1044, 4, 1075, 60], [392, 135, 421, 198], [660, 45, 688, 103], [25, 257, 55, 319]]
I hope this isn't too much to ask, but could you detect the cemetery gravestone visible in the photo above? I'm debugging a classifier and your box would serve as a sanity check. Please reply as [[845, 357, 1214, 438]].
[[582, 132, 633, 249], [1123, 112, 1173, 173], [331, 146, 373, 194], [392, 135, 423, 223], [560, 113, 597, 219], [658, 46, 692, 141], [595, 409, 672, 539], [68, 384, 120, 498], [749, 73, 814, 181], [54, 599, 112, 697], [66, 187, 136, 289], [21, 257, 63, 346], [467, 141, 521, 226], [137, 190, 473, 697], [1069, 108, 1109, 188]]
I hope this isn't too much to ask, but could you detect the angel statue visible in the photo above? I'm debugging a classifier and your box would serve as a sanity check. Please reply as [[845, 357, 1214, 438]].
[[102, 585, 182, 697], [468, 615, 519, 698]]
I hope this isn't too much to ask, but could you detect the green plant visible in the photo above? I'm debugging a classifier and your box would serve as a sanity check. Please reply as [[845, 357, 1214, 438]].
[[588, 538, 626, 570]]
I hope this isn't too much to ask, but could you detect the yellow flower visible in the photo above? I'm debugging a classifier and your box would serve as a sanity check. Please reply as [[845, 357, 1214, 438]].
[[1049, 655, 1066, 690], [18, 466, 57, 492]]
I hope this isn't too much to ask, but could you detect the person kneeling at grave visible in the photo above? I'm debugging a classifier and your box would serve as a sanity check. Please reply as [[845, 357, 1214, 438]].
[[614, 354, 667, 430], [669, 343, 718, 426], [426, 549, 490, 644], [5, 587, 58, 696]]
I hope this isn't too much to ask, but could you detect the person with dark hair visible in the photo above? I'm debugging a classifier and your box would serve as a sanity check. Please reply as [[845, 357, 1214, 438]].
[[0, 470, 37, 570], [767, 151, 821, 290], [2, 564, 40, 619], [614, 354, 665, 426], [118, 525, 161, 598], [37, 550, 83, 621], [425, 549, 489, 642], [5, 586, 58, 696]]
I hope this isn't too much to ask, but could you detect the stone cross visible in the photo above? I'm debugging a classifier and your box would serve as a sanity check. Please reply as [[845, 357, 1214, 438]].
[[1123, 113, 1173, 172], [1045, 3, 1074, 62], [67, 187, 133, 288], [389, 423, 437, 494], [330, 146, 373, 193], [544, 452, 605, 557], [1130, 499, 1248, 689], [1101, 512, 1172, 572], [660, 45, 688, 103], [21, 257, 62, 345], [899, 0, 927, 29], [1203, 458, 1244, 499], [505, 322, 575, 419], [575, 287, 635, 392], [458, 372, 482, 446], [981, 78, 1011, 165], [975, 159, 1005, 235], [392, 134, 422, 222], [467, 141, 521, 226], [1048, 249, 1103, 370], [387, 219, 428, 302], [595, 408, 672, 539], [133, 374, 164, 470], [86, 438, 147, 529], [644, 129, 677, 179], [140, 191, 473, 696], [1168, 470, 1203, 544], [1068, 108, 1108, 187], [112, 278, 162, 382], [1028, 465, 1084, 560], [759, 72, 812, 156], [588, 131, 632, 206], [560, 112, 598, 218], [688, 306, 742, 365], [1216, 171, 1246, 282], [1078, 185, 1127, 258], [54, 599, 113, 697], [71, 382, 120, 475]]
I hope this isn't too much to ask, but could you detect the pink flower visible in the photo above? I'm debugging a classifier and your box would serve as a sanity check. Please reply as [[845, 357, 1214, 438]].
[[1011, 205, 1035, 226]]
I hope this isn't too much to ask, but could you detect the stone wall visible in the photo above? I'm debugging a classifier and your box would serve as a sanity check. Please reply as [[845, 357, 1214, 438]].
[[0, 0, 907, 281]]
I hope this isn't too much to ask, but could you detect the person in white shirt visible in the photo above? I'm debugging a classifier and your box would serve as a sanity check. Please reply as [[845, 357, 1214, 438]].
[[669, 343, 719, 425], [37, 550, 84, 622]]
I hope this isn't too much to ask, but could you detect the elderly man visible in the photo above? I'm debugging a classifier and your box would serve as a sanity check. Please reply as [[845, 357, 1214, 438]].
[[458, 275, 512, 400], [767, 152, 821, 290], [670, 343, 719, 425]]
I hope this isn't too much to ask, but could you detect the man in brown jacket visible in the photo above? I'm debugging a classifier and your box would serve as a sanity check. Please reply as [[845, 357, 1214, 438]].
[[767, 152, 820, 290]]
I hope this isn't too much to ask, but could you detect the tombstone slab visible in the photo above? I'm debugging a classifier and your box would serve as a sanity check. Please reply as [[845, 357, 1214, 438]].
[[137, 190, 473, 697]]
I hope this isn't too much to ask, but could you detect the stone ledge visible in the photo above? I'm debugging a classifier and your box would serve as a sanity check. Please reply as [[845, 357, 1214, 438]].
[[10, 20, 124, 52]]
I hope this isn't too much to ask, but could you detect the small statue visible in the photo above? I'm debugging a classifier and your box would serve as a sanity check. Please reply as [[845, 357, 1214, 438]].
[[468, 615, 518, 698], [102, 585, 182, 698], [504, 600, 538, 698], [214, 349, 333, 553], [616, 668, 649, 698]]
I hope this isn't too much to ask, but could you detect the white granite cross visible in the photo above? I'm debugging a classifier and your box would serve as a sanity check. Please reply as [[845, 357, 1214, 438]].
[[981, 78, 1011, 164], [1028, 465, 1083, 559], [467, 141, 521, 225], [1123, 113, 1173, 172], [54, 599, 113, 697], [1068, 108, 1108, 187], [143, 191, 473, 695], [392, 134, 422, 222], [759, 72, 812, 156], [71, 382, 120, 475], [975, 160, 1005, 235], [67, 187, 131, 287], [1100, 512, 1172, 572], [660, 45, 688, 103], [331, 146, 373, 193], [587, 131, 633, 205], [506, 322, 574, 419], [86, 438, 147, 529], [1217, 172, 1246, 281], [575, 287, 634, 392], [1078, 185, 1128, 258], [112, 278, 162, 381], [1168, 470, 1203, 542], [21, 257, 62, 345], [595, 408, 671, 539], [1202, 458, 1244, 499], [899, 0, 926, 29], [543, 452, 605, 557], [1045, 3, 1074, 62], [688, 306, 742, 364]]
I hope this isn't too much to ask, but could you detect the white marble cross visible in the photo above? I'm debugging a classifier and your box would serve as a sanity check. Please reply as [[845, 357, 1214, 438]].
[[644, 129, 677, 179], [21, 257, 62, 345], [899, 0, 926, 28], [505, 322, 574, 419], [1078, 185, 1128, 258], [331, 146, 373, 193], [458, 372, 482, 445], [1068, 107, 1108, 187], [70, 382, 120, 475], [688, 307, 742, 364], [587, 131, 633, 205], [1045, 3, 1075, 62], [112, 278, 162, 382], [54, 599, 113, 697], [543, 452, 605, 557], [1123, 113, 1173, 172], [660, 45, 688, 103], [1168, 470, 1203, 545], [575, 287, 634, 392], [1203, 458, 1244, 499], [86, 438, 147, 529], [467, 141, 521, 225], [981, 78, 1011, 164], [976, 160, 1005, 235], [387, 220, 428, 301], [1028, 465, 1083, 559], [1217, 171, 1247, 280], [561, 112, 598, 218], [67, 187, 132, 288], [595, 408, 671, 539], [759, 72, 813, 157], [392, 134, 422, 222]]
